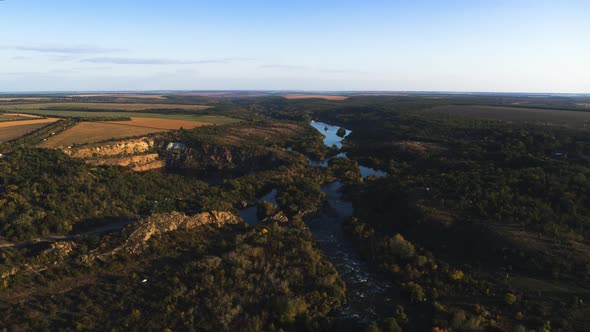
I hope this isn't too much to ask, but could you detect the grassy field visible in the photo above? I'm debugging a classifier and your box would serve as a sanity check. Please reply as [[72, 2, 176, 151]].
[[0, 120, 60, 143], [0, 102, 209, 112], [40, 117, 217, 147], [429, 105, 590, 128]]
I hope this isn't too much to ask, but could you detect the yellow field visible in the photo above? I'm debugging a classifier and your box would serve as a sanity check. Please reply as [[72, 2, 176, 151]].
[[40, 118, 212, 148], [0, 102, 210, 112], [0, 118, 59, 128], [0, 119, 59, 143], [102, 117, 210, 130], [284, 94, 348, 101]]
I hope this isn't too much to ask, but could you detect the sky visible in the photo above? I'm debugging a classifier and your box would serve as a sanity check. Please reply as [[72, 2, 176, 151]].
[[0, 0, 588, 93]]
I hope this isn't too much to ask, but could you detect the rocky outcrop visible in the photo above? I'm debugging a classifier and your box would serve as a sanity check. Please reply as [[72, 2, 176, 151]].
[[2, 212, 241, 280], [86, 153, 165, 171], [263, 211, 289, 223], [161, 141, 292, 173], [0, 241, 77, 280], [62, 137, 165, 171], [41, 241, 77, 262], [65, 137, 156, 158], [87, 211, 242, 260]]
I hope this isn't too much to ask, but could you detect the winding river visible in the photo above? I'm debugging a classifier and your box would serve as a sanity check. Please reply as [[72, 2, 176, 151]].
[[240, 120, 397, 324], [307, 121, 396, 323]]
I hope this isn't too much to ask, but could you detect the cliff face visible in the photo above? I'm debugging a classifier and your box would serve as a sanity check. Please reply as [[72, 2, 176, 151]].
[[87, 211, 242, 260], [112, 211, 242, 255], [62, 137, 165, 171], [86, 153, 165, 171], [161, 141, 291, 173], [65, 138, 155, 158]]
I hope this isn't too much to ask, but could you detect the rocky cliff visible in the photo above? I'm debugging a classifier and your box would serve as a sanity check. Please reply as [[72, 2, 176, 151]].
[[65, 137, 156, 158], [85, 211, 242, 261], [1, 211, 242, 280], [161, 141, 292, 173]]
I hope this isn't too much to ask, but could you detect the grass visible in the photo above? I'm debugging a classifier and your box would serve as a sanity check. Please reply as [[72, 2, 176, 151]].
[[429, 105, 590, 129], [0, 102, 210, 112]]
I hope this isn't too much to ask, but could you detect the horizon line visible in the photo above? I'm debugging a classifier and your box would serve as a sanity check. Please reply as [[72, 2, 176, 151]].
[[0, 89, 588, 96]]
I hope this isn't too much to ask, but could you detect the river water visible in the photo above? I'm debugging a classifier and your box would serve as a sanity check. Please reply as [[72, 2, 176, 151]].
[[238, 189, 278, 226], [307, 120, 396, 324], [310, 121, 386, 178]]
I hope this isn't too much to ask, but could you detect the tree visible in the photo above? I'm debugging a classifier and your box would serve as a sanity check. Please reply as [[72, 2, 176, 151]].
[[257, 200, 276, 220], [336, 127, 347, 137]]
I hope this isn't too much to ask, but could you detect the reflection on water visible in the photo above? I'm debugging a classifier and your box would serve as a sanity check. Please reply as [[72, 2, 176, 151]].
[[238, 189, 278, 225], [310, 120, 351, 149], [310, 120, 386, 178], [359, 165, 387, 178]]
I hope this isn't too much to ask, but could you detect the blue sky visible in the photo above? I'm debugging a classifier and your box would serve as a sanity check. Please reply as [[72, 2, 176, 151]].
[[0, 0, 588, 92]]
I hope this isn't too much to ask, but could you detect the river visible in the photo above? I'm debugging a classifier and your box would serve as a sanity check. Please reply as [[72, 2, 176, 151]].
[[308, 120, 397, 325], [238, 120, 397, 325]]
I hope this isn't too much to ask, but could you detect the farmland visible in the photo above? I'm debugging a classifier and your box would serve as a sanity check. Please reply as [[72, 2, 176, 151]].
[[0, 113, 44, 121], [0, 118, 60, 142], [0, 102, 210, 112], [0, 109, 238, 123], [428, 105, 590, 128], [101, 117, 213, 130], [40, 118, 215, 147]]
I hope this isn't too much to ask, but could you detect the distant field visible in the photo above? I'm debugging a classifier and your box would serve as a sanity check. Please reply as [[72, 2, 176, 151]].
[[0, 118, 60, 143], [0, 97, 49, 101], [39, 116, 226, 147], [2, 113, 42, 118], [66, 94, 166, 99], [0, 109, 239, 124], [0, 114, 32, 122], [429, 105, 590, 128], [284, 94, 348, 101], [0, 102, 209, 112], [0, 118, 59, 128]]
